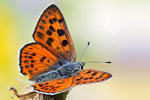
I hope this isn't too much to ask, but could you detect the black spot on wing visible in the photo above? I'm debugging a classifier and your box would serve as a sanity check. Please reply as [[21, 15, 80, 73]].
[[91, 71, 97, 76], [89, 77, 93, 79], [30, 64, 34, 68], [85, 70, 92, 74], [38, 84, 44, 87], [28, 70, 33, 74], [49, 26, 55, 32], [39, 25, 44, 30], [76, 77, 83, 81], [45, 15, 48, 18], [76, 81, 81, 85], [31, 53, 36, 56], [49, 19, 53, 24], [53, 18, 57, 22], [48, 38, 54, 42], [24, 52, 29, 54], [25, 65, 29, 68], [53, 9, 56, 13], [57, 29, 65, 36], [42, 19, 46, 24], [58, 18, 64, 23], [24, 60, 29, 63], [24, 56, 28, 58], [62, 40, 68, 47], [47, 41, 51, 46], [29, 56, 33, 59], [99, 75, 103, 78], [48, 11, 52, 15], [56, 86, 60, 88], [47, 60, 50, 63], [84, 78, 88, 80], [40, 56, 46, 62], [46, 30, 52, 36], [46, 38, 54, 47], [37, 32, 44, 39]]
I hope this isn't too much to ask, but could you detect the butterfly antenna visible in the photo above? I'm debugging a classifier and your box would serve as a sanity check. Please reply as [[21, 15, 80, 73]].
[[84, 61, 111, 63], [79, 42, 90, 61]]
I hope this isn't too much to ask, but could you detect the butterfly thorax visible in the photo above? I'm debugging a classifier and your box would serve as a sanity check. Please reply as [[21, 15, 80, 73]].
[[34, 62, 85, 83], [57, 62, 85, 77]]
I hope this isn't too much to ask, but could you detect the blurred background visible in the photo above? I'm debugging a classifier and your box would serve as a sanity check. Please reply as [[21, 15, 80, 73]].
[[0, 0, 150, 100]]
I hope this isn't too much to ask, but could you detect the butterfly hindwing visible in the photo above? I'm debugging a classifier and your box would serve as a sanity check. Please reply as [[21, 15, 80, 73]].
[[32, 77, 73, 95], [72, 69, 112, 87], [31, 69, 112, 94], [20, 43, 62, 80], [33, 4, 76, 62]]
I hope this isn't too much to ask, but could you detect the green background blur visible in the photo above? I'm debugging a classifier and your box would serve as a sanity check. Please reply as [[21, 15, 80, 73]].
[[0, 0, 150, 100]]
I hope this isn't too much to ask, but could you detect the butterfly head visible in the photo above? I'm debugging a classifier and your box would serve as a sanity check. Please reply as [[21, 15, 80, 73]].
[[76, 62, 85, 70]]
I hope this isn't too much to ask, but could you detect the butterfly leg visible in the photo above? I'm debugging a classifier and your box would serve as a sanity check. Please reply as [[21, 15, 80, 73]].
[[9, 86, 38, 100], [9, 87, 16, 98], [33, 92, 41, 100], [17, 78, 32, 91]]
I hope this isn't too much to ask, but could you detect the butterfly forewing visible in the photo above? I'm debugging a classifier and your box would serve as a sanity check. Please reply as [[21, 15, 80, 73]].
[[20, 4, 76, 80], [72, 69, 112, 87], [33, 4, 76, 62]]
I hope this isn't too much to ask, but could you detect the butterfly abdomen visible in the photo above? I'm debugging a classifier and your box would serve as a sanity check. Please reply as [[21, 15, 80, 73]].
[[34, 62, 81, 83], [34, 70, 61, 83]]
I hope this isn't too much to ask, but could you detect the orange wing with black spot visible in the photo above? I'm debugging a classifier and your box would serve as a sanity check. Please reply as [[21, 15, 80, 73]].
[[19, 43, 62, 80], [72, 69, 112, 87], [33, 4, 75, 62], [19, 4, 76, 80], [31, 69, 112, 94], [32, 77, 73, 95]]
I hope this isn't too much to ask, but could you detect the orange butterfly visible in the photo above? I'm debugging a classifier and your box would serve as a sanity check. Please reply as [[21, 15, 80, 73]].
[[19, 4, 112, 95]]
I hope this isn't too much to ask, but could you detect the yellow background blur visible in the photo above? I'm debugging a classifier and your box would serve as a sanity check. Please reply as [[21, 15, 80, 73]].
[[0, 0, 150, 100]]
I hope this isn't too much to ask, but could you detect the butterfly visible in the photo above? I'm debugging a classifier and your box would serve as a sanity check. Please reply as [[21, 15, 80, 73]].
[[19, 4, 112, 95]]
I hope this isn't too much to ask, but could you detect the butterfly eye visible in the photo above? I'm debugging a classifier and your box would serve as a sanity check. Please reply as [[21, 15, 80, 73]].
[[80, 62, 85, 69], [76, 62, 85, 70]]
